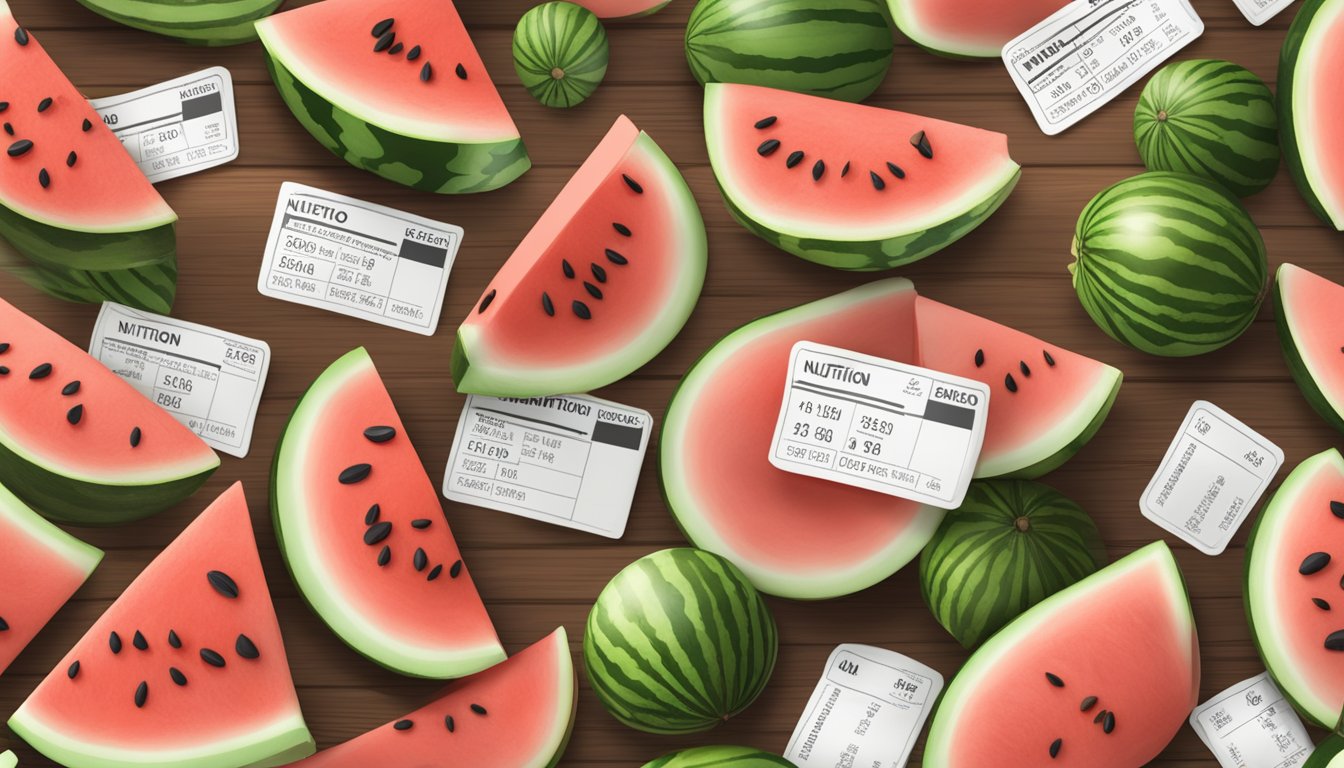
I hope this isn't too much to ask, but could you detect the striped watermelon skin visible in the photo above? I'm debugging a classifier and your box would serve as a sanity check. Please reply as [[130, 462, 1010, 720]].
[[513, 2, 609, 108], [684, 0, 894, 103], [584, 548, 778, 734], [642, 746, 796, 767], [1071, 172, 1268, 357], [74, 0, 282, 46], [920, 480, 1105, 649], [1135, 59, 1280, 198]]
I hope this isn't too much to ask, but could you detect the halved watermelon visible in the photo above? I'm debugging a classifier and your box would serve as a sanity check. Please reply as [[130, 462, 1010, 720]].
[[1280, 0, 1344, 230], [1275, 264, 1344, 433], [0, 479, 102, 676], [704, 83, 1020, 271], [576, 0, 672, 18], [0, 298, 218, 525], [256, 0, 530, 194], [8, 483, 316, 768], [286, 627, 576, 768], [887, 0, 1069, 59], [273, 347, 504, 679], [660, 278, 1120, 599], [923, 542, 1200, 766], [453, 115, 706, 397], [0, 1, 177, 312]]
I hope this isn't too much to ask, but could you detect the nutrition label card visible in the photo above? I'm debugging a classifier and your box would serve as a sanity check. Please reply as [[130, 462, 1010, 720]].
[[1189, 673, 1313, 767], [88, 303, 270, 458], [1002, 0, 1204, 134], [769, 342, 989, 509], [442, 394, 652, 539], [257, 182, 462, 335], [90, 67, 239, 183], [1232, 0, 1295, 25], [784, 644, 943, 768]]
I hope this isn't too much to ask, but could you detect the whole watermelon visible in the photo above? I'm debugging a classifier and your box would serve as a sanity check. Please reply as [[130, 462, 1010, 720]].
[[1134, 59, 1280, 198], [584, 548, 778, 734], [1071, 172, 1269, 357], [684, 0, 893, 102], [642, 745, 796, 767], [513, 2, 610, 108], [919, 480, 1105, 649]]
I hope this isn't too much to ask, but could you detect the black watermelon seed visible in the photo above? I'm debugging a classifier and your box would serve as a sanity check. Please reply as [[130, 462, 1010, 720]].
[[110, 631, 122, 653], [591, 263, 607, 283], [365, 425, 396, 443], [911, 130, 934, 159], [445, 715, 455, 732], [613, 222, 631, 237], [572, 300, 592, 320], [1005, 374, 1019, 393], [420, 63, 433, 83], [129, 426, 142, 447], [2, 123, 10, 136], [37, 97, 51, 113], [29, 362, 51, 378], [132, 631, 147, 651], [1327, 630, 1344, 651], [407, 45, 421, 61], [562, 259, 575, 279], [66, 150, 76, 167], [1045, 672, 1064, 687], [427, 564, 443, 581], [605, 248, 628, 265], [470, 703, 487, 715], [870, 171, 885, 190], [236, 634, 259, 660], [542, 292, 555, 317], [756, 139, 780, 156], [786, 150, 804, 168], [67, 660, 79, 679], [61, 380, 79, 395], [477, 289, 495, 314], [754, 116, 777, 129], [974, 349, 984, 367], [389, 42, 404, 55], [207, 570, 239, 599], [0, 102, 6, 112], [411, 518, 431, 529], [1049, 738, 1061, 758], [450, 559, 463, 578], [7, 139, 32, 157], [14, 26, 28, 46], [66, 404, 83, 425], [0, 343, 8, 353], [887, 162, 906, 179], [339, 463, 372, 484], [455, 63, 467, 79], [584, 282, 603, 300], [0, 367, 8, 375], [1093, 709, 1107, 724], [1020, 361, 1031, 377], [377, 545, 391, 566], [622, 174, 643, 194], [394, 719, 413, 731], [82, 118, 92, 132], [841, 161, 850, 177], [1301, 552, 1331, 575], [1331, 500, 1344, 519], [812, 160, 825, 181], [364, 521, 392, 545], [1102, 711, 1116, 734], [365, 504, 381, 525], [134, 681, 148, 708], [168, 630, 181, 648], [1043, 349, 1056, 367], [0, 617, 7, 631], [169, 667, 187, 686], [1080, 696, 1097, 711], [414, 548, 428, 572], [371, 18, 394, 37], [38, 168, 49, 188], [374, 31, 395, 52], [200, 648, 226, 667]]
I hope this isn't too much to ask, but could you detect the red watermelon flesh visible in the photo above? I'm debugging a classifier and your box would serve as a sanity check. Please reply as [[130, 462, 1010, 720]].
[[286, 627, 577, 768], [889, 0, 1070, 58], [8, 482, 316, 768], [1276, 263, 1344, 432]]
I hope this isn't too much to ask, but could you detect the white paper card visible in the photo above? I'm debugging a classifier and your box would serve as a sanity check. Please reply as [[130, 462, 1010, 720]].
[[784, 644, 943, 768], [88, 303, 269, 458], [1140, 401, 1283, 556], [769, 341, 989, 510], [257, 182, 462, 336], [442, 394, 651, 539], [1189, 672, 1313, 767], [90, 67, 239, 183], [1232, 0, 1295, 25], [1002, 0, 1204, 135]]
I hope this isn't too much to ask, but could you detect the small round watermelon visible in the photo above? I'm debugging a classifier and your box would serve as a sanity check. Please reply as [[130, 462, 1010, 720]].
[[920, 480, 1105, 649], [514, 2, 609, 109], [685, 0, 894, 103], [1071, 172, 1268, 357], [1134, 59, 1280, 198], [642, 746, 795, 767], [584, 548, 778, 734]]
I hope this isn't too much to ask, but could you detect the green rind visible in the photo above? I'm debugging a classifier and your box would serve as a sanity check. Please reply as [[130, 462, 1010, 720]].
[[262, 56, 530, 194], [0, 479, 103, 579], [1071, 171, 1268, 357], [583, 548, 778, 735], [984, 370, 1121, 480], [642, 746, 796, 767], [1134, 59, 1280, 198], [75, 0, 281, 45], [594, 0, 673, 19], [1274, 268, 1344, 434], [1279, 0, 1344, 229], [0, 236, 176, 313], [684, 0, 894, 103], [0, 196, 175, 273], [514, 2, 610, 109], [1306, 734, 1344, 767]]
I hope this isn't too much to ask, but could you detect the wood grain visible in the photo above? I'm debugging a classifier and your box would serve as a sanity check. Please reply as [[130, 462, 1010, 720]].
[[0, 0, 1334, 765]]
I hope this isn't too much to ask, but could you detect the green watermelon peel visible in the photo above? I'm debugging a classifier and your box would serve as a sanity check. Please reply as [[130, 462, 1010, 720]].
[[74, 0, 283, 46]]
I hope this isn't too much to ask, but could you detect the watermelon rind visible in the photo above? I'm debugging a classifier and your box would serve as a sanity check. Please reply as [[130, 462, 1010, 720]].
[[985, 374, 1120, 480], [1306, 734, 1344, 767], [0, 235, 176, 313], [885, 1, 1005, 59], [583, 0, 673, 19], [513, 2, 610, 109], [0, 751, 12, 768], [0, 479, 103, 579], [74, 0, 282, 46], [641, 746, 796, 767], [1279, 0, 1344, 230], [1274, 264, 1344, 434]]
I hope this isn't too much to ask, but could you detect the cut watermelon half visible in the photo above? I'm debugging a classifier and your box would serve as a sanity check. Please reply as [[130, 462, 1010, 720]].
[[705, 83, 1020, 271], [286, 627, 576, 768], [888, 0, 1070, 59], [924, 542, 1200, 766], [0, 297, 218, 525], [8, 483, 316, 768], [661, 278, 1119, 599], [575, 0, 672, 19], [453, 115, 706, 397], [1280, 0, 1344, 230], [256, 0, 530, 194], [0, 479, 102, 676], [273, 347, 504, 679], [1275, 264, 1344, 433]]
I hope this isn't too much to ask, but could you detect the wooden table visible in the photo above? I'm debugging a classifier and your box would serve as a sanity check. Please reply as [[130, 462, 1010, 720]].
[[0, 1, 1333, 765]]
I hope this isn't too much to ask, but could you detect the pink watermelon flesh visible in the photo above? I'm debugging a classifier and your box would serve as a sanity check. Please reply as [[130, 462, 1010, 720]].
[[286, 627, 576, 768], [891, 0, 1070, 58], [573, 0, 671, 18], [1287, 0, 1344, 228], [8, 483, 315, 768], [1276, 263, 1344, 431]]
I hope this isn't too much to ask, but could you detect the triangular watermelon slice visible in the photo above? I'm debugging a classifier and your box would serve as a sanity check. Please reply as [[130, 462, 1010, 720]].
[[704, 83, 1020, 271], [256, 0, 529, 194], [8, 483, 316, 768], [273, 348, 504, 679], [286, 627, 576, 768], [0, 479, 102, 676], [1275, 263, 1344, 434]]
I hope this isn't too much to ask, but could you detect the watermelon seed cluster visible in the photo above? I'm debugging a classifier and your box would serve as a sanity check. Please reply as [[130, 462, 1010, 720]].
[[1299, 541, 1344, 649], [752, 115, 933, 190], [1043, 671, 1117, 759], [392, 703, 487, 735], [974, 347, 1058, 395], [368, 18, 465, 85]]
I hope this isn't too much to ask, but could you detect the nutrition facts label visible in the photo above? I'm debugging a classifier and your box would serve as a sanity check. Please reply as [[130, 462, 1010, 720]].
[[1189, 673, 1312, 767], [1232, 0, 1295, 25]]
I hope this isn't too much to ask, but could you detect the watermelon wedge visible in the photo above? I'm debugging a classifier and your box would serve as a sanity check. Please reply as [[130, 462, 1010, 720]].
[[273, 347, 504, 679], [1275, 264, 1344, 433], [8, 483, 317, 768], [453, 115, 706, 397], [74, 0, 283, 46], [924, 542, 1200, 767], [286, 628, 577, 768], [0, 479, 102, 676], [1280, 0, 1344, 230], [660, 278, 1120, 599], [256, 0, 530, 194], [704, 83, 1020, 271], [887, 0, 1069, 59], [0, 1, 177, 312], [0, 298, 218, 525]]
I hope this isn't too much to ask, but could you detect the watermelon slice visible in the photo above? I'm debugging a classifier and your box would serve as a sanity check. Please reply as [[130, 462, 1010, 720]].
[[1275, 264, 1344, 433], [273, 347, 504, 679], [660, 278, 1120, 599], [1280, 0, 1344, 230], [924, 542, 1200, 766], [8, 483, 316, 768], [0, 298, 218, 525], [453, 115, 706, 397], [575, 0, 672, 19], [256, 0, 530, 194], [704, 83, 1020, 271], [0, 1, 177, 312], [887, 0, 1069, 59], [286, 628, 577, 767], [74, 0, 283, 47], [0, 479, 102, 676]]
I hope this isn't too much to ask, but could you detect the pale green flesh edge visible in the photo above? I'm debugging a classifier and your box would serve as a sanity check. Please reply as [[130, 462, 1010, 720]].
[[77, 0, 277, 25], [885, 0, 1002, 58], [0, 480, 102, 572], [0, 750, 14, 768], [273, 348, 506, 678], [535, 627, 579, 768], [1278, 266, 1344, 428], [1292, 0, 1344, 229]]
